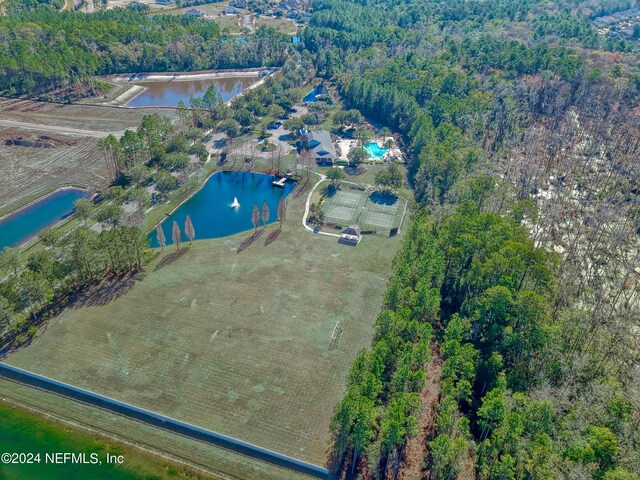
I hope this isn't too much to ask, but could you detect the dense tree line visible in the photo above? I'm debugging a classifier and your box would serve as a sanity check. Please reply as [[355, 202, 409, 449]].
[[0, 9, 290, 99], [317, 0, 640, 478]]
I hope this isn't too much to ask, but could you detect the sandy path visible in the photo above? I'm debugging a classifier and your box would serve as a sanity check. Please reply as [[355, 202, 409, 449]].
[[0, 118, 126, 139], [112, 70, 264, 83]]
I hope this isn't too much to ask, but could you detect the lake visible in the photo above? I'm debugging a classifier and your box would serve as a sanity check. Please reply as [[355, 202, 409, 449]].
[[0, 188, 90, 250], [151, 172, 295, 247], [127, 76, 258, 107]]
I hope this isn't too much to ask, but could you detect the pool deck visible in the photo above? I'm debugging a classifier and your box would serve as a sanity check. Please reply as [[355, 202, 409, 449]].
[[336, 137, 393, 162]]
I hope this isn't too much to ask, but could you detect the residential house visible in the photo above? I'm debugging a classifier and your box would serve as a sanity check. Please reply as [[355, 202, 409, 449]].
[[184, 8, 204, 16]]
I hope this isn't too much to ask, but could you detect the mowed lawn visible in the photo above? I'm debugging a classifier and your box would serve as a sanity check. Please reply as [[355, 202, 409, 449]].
[[6, 196, 403, 465]]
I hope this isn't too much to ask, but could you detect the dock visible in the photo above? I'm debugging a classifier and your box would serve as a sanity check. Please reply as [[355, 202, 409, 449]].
[[272, 177, 287, 188]]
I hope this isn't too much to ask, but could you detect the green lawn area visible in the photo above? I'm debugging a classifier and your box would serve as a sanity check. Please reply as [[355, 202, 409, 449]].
[[154, 3, 230, 16], [5, 188, 405, 466], [0, 402, 208, 480], [254, 16, 297, 35], [214, 14, 242, 34]]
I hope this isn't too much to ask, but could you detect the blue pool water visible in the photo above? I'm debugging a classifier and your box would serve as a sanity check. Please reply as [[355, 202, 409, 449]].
[[0, 188, 90, 250], [364, 142, 388, 159], [303, 85, 328, 103], [150, 172, 295, 247]]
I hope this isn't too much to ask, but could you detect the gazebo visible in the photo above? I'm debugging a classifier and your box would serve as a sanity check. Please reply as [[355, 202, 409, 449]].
[[339, 226, 362, 245]]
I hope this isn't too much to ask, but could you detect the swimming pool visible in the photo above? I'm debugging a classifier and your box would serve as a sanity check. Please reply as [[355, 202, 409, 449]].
[[364, 142, 388, 159]]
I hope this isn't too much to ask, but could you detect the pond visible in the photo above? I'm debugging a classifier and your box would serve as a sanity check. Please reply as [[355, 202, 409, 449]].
[[0, 188, 90, 250], [127, 76, 258, 107], [150, 172, 295, 247]]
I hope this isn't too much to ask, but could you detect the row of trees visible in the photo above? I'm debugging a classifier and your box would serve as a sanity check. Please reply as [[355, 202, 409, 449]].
[[0, 220, 150, 347]]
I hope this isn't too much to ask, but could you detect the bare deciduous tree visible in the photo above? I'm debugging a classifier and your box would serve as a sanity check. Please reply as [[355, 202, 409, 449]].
[[251, 204, 260, 234], [277, 198, 286, 228], [184, 215, 195, 245], [261, 200, 270, 228], [156, 224, 166, 250], [171, 220, 182, 250]]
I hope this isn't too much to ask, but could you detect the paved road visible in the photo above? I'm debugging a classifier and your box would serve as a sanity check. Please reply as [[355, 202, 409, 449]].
[[0, 363, 329, 479], [0, 118, 125, 139]]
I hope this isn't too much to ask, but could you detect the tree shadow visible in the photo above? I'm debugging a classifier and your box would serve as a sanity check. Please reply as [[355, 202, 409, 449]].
[[70, 271, 143, 309], [264, 228, 281, 246], [323, 184, 339, 197], [369, 191, 398, 206], [293, 178, 309, 198], [237, 230, 264, 254], [154, 247, 190, 271], [344, 165, 364, 176]]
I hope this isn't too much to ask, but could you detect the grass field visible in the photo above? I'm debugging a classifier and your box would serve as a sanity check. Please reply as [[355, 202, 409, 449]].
[[254, 16, 297, 34], [154, 3, 232, 17], [5, 191, 403, 466], [0, 99, 177, 216], [0, 98, 176, 131]]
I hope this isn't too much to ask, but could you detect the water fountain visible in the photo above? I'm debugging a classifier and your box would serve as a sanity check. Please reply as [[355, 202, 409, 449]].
[[230, 197, 240, 208]]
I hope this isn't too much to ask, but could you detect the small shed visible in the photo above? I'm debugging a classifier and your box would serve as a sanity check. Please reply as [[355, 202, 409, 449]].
[[339, 226, 362, 245]]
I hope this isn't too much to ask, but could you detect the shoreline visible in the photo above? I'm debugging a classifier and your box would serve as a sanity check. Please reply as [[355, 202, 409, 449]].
[[104, 68, 272, 107], [0, 186, 92, 250], [148, 170, 293, 237], [106, 84, 147, 106], [225, 75, 268, 106], [0, 186, 91, 223], [110, 68, 266, 84]]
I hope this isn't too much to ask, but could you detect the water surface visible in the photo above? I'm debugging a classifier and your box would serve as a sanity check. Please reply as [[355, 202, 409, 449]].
[[0, 188, 90, 250], [127, 76, 258, 107], [364, 142, 389, 159], [0, 402, 168, 479], [151, 172, 295, 247]]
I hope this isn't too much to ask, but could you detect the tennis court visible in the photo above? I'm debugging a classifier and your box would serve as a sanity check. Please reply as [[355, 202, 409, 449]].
[[360, 193, 403, 233], [321, 188, 406, 234], [323, 189, 366, 225]]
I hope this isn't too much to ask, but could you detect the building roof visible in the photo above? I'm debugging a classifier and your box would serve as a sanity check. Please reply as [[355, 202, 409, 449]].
[[341, 226, 361, 236], [185, 8, 203, 15], [307, 130, 336, 159]]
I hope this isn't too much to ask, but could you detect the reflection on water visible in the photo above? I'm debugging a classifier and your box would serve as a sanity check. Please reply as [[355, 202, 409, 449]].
[[127, 77, 258, 107], [150, 172, 295, 247]]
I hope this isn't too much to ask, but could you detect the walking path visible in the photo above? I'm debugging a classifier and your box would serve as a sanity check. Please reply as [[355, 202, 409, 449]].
[[0, 118, 126, 139], [301, 173, 341, 238], [0, 362, 329, 479]]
